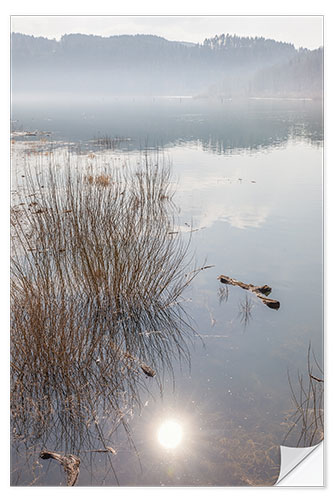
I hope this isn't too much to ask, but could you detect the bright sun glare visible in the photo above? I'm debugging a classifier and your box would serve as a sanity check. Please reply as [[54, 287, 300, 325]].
[[157, 420, 183, 449]]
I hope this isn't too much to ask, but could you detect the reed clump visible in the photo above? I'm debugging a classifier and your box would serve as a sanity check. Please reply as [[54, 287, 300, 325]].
[[11, 152, 198, 454]]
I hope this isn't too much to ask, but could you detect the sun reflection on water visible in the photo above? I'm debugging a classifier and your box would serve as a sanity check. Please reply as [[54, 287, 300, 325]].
[[157, 420, 183, 449]]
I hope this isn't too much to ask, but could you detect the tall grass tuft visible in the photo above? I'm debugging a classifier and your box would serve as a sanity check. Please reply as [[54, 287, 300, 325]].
[[11, 151, 198, 458]]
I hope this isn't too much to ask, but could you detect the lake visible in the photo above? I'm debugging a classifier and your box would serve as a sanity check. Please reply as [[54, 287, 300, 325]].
[[11, 96, 323, 486]]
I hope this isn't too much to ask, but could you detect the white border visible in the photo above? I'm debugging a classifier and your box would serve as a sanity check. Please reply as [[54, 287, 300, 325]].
[[2, 2, 331, 498]]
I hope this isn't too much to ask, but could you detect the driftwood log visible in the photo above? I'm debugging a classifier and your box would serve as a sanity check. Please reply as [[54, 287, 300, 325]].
[[218, 274, 280, 310], [40, 450, 80, 486]]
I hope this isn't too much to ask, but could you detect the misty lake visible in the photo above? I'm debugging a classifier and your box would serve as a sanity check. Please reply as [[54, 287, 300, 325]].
[[11, 97, 323, 486]]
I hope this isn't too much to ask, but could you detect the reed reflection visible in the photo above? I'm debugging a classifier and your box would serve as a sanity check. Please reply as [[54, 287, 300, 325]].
[[238, 295, 254, 329], [283, 344, 324, 448]]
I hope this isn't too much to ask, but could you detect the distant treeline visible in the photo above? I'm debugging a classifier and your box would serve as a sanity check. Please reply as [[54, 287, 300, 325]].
[[250, 49, 323, 98], [11, 32, 323, 98]]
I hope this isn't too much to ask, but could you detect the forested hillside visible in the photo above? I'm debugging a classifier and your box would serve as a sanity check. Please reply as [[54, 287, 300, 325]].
[[250, 48, 323, 98], [11, 32, 322, 98]]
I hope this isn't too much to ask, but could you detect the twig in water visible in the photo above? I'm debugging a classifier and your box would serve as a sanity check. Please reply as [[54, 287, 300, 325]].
[[40, 450, 80, 486]]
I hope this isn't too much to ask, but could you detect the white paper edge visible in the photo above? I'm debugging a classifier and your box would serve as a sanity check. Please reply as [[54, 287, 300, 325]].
[[275, 441, 324, 486]]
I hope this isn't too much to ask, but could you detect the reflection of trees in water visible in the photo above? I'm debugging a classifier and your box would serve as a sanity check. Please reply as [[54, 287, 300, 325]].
[[99, 101, 322, 155], [12, 99, 323, 155], [11, 153, 198, 485], [111, 101, 323, 154], [197, 104, 322, 155], [283, 344, 324, 448]]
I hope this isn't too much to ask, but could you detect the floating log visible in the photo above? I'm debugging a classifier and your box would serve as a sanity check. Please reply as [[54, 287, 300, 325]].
[[217, 274, 280, 310], [40, 450, 80, 486]]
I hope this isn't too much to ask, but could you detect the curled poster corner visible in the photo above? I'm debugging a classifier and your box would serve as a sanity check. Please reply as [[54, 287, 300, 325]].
[[275, 441, 324, 486]]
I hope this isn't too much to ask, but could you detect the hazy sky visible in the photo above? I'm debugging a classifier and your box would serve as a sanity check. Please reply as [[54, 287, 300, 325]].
[[11, 16, 323, 49]]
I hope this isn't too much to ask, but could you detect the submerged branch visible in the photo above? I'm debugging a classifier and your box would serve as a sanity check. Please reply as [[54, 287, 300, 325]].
[[40, 450, 80, 486]]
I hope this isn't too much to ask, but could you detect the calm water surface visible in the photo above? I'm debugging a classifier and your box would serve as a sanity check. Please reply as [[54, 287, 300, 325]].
[[11, 97, 323, 486]]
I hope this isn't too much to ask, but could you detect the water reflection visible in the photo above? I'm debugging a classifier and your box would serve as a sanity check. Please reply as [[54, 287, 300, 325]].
[[218, 285, 229, 304], [238, 296, 254, 329], [11, 98, 322, 154], [283, 345, 324, 448]]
